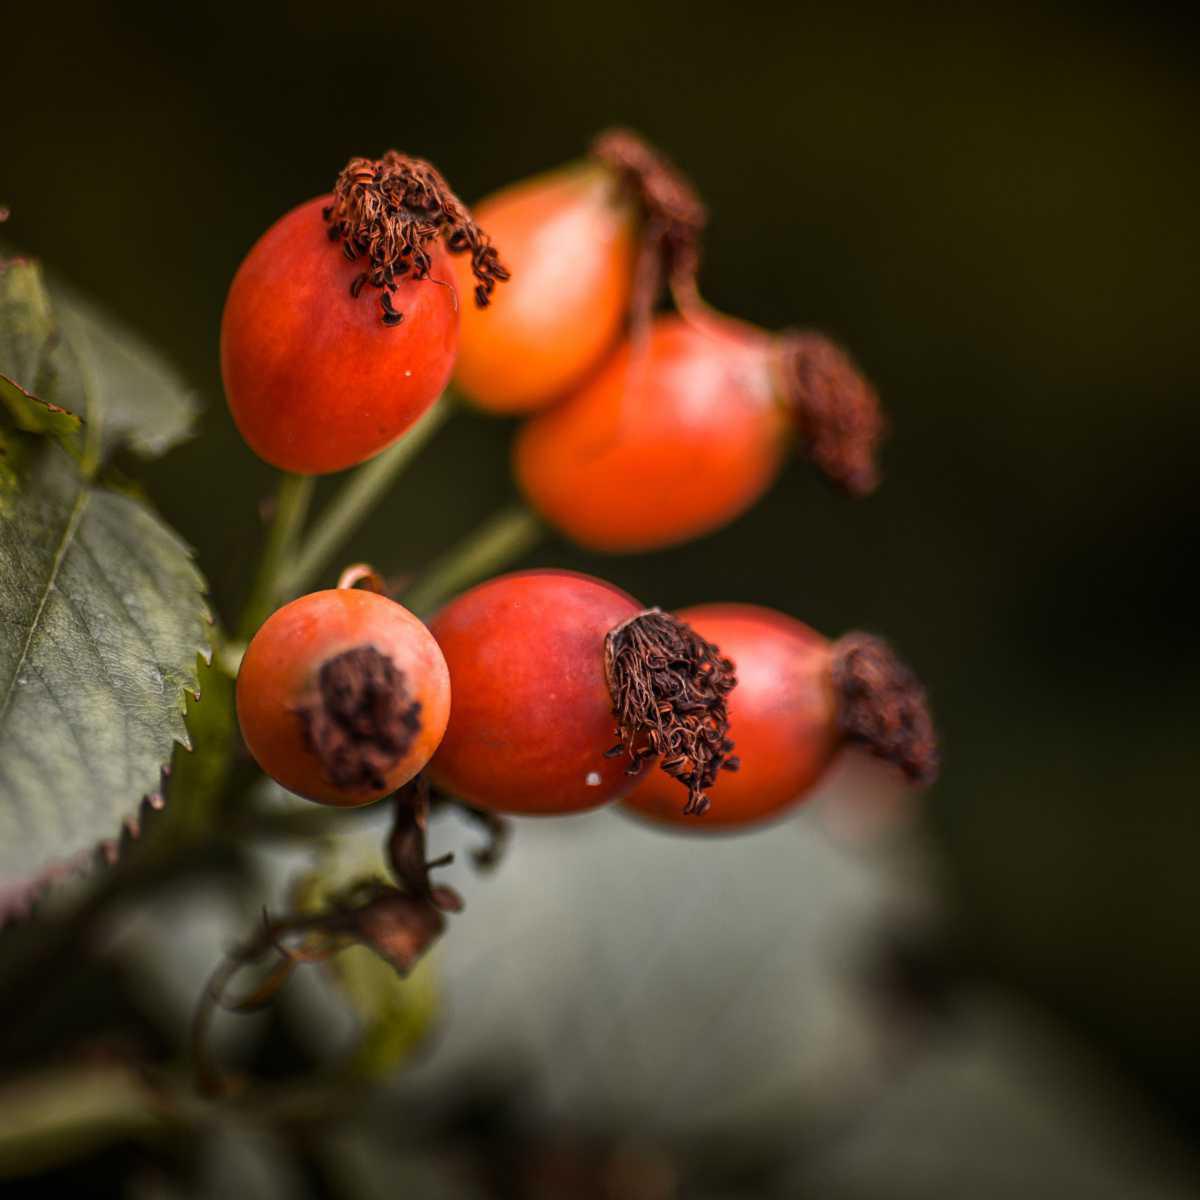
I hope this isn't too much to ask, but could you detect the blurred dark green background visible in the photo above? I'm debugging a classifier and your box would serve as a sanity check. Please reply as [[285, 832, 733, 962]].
[[5, 0, 1199, 1149]]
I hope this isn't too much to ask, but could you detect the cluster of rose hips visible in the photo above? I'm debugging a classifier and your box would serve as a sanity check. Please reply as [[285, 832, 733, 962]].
[[224, 132, 938, 836]]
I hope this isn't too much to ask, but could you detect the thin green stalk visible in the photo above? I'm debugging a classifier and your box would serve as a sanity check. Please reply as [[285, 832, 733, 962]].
[[282, 394, 454, 596], [0, 1064, 186, 1175], [402, 502, 545, 616], [235, 472, 314, 644]]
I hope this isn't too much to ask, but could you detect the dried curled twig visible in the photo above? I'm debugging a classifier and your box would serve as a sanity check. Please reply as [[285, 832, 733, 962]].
[[191, 779, 460, 1096]]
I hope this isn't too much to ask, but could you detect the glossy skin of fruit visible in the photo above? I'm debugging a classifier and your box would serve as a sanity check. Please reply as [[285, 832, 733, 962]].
[[427, 570, 644, 815], [622, 604, 839, 829], [450, 163, 637, 415], [237, 588, 451, 806], [514, 315, 789, 552], [221, 195, 458, 474]]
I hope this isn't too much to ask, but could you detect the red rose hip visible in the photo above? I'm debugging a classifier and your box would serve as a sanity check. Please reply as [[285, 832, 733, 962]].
[[514, 311, 883, 553], [427, 570, 737, 816], [450, 129, 705, 415], [622, 604, 938, 830], [237, 587, 451, 806], [222, 152, 507, 474]]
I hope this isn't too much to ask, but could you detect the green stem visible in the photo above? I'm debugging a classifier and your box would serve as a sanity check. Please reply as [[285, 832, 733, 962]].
[[402, 502, 545, 616], [0, 1059, 381, 1170], [282, 394, 454, 596], [235, 472, 315, 643], [0, 1065, 187, 1175]]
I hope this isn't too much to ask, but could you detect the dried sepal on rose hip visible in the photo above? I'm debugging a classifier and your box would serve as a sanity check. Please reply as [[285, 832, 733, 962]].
[[603, 608, 737, 816], [221, 150, 508, 474], [426, 570, 737, 816], [779, 330, 884, 498], [513, 308, 883, 554], [236, 580, 451, 806], [450, 128, 705, 415], [622, 604, 937, 831], [324, 153, 508, 319]]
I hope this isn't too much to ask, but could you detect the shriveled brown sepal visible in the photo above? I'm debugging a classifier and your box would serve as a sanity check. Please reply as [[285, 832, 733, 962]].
[[832, 634, 938, 785], [428, 787, 513, 871], [781, 333, 885, 497], [297, 645, 421, 791], [604, 608, 738, 816], [191, 779, 461, 1095], [324, 151, 509, 325], [351, 780, 462, 973], [591, 128, 707, 315], [386, 776, 464, 914]]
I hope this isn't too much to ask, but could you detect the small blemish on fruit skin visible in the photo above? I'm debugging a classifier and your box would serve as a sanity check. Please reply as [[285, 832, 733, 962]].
[[585, 771, 601, 786]]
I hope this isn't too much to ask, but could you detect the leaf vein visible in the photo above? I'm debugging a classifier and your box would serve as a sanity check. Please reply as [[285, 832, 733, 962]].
[[0, 483, 90, 727]]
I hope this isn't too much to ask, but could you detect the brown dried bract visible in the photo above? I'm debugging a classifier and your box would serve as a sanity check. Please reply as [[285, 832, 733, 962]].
[[192, 885, 451, 1094], [324, 151, 509, 325], [832, 633, 939, 785], [427, 785, 512, 871], [385, 778, 458, 906], [192, 780, 461, 1094], [297, 645, 421, 790], [591, 128, 706, 315], [781, 333, 885, 497], [604, 608, 738, 816], [370, 781, 464, 966], [353, 886, 454, 975]]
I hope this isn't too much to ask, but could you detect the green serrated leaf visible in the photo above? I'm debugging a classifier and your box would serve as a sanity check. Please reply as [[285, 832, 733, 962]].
[[162, 651, 236, 845], [294, 830, 441, 1079], [0, 428, 34, 501], [0, 250, 197, 467], [0, 443, 211, 921], [52, 281, 197, 464], [0, 259, 84, 444]]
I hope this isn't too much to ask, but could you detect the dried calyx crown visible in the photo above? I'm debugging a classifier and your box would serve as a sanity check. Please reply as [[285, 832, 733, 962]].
[[297, 645, 421, 789], [780, 333, 885, 497], [832, 634, 939, 785], [324, 151, 509, 326], [591, 128, 707, 317], [605, 608, 738, 815]]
